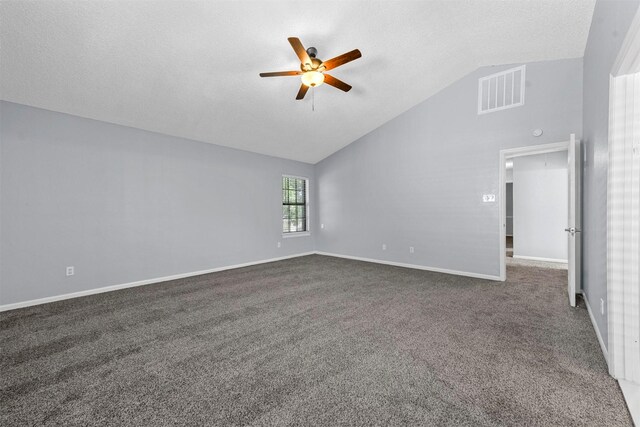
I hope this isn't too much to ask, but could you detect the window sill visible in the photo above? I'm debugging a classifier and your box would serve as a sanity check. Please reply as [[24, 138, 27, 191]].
[[282, 232, 311, 238]]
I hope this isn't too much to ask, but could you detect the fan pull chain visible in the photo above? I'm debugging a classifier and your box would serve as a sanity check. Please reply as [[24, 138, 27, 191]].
[[312, 87, 315, 112]]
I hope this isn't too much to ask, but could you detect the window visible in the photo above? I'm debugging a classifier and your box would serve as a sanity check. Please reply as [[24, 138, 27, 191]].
[[282, 176, 308, 234]]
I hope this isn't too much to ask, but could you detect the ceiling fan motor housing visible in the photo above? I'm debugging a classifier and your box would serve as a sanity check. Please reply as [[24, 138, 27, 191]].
[[300, 47, 323, 72]]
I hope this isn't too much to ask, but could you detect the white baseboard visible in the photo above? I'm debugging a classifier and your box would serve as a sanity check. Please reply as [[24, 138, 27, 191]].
[[583, 293, 609, 364], [315, 251, 501, 281], [0, 252, 315, 313], [0, 250, 561, 312], [618, 379, 640, 426], [512, 255, 568, 263]]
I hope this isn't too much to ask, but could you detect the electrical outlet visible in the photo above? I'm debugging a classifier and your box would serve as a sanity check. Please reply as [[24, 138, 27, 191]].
[[600, 298, 605, 315], [277, 241, 281, 248], [321, 223, 325, 229], [409, 246, 414, 253], [66, 266, 74, 276], [382, 244, 387, 251]]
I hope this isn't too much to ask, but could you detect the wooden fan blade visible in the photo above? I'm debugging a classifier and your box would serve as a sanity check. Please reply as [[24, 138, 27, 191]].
[[259, 71, 302, 77], [296, 84, 309, 100], [323, 74, 352, 92], [288, 37, 311, 66], [322, 49, 362, 71]]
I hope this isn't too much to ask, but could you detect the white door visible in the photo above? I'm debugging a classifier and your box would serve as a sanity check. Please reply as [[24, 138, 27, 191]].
[[566, 134, 582, 307]]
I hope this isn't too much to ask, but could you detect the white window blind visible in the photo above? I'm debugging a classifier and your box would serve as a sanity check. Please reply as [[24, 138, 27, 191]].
[[608, 71, 640, 383]]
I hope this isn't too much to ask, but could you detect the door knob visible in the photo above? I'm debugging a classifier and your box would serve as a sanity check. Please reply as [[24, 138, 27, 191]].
[[564, 227, 581, 235]]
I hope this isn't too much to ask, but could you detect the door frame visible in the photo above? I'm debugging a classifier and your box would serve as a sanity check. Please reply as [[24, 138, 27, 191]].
[[498, 139, 573, 282]]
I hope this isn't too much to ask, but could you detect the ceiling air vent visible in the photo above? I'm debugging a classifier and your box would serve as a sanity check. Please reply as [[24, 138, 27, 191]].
[[478, 65, 525, 115]]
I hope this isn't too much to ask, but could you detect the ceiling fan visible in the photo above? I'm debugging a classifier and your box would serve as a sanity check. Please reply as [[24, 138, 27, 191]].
[[259, 37, 362, 100]]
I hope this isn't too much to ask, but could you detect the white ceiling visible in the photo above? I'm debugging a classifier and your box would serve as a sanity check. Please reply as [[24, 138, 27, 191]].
[[0, 0, 595, 164]]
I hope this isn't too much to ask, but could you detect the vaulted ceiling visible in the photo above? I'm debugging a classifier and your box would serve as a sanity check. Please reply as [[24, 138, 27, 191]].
[[1, 0, 595, 163]]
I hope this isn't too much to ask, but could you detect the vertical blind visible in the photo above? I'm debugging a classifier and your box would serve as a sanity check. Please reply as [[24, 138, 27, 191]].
[[608, 71, 640, 383], [282, 176, 307, 233]]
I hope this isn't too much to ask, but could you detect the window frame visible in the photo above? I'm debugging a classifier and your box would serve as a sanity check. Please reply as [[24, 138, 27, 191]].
[[281, 174, 310, 238]]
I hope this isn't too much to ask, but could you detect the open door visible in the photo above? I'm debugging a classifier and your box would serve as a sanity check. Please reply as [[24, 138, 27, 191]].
[[566, 134, 582, 307]]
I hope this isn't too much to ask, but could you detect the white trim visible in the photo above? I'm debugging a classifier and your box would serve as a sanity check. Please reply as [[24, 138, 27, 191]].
[[584, 293, 609, 364], [282, 174, 310, 234], [315, 251, 501, 281], [0, 252, 315, 312], [612, 6, 640, 77], [618, 379, 640, 426], [512, 255, 568, 264], [282, 174, 309, 181], [499, 140, 571, 281], [0, 251, 505, 312], [282, 232, 311, 238], [500, 141, 569, 159]]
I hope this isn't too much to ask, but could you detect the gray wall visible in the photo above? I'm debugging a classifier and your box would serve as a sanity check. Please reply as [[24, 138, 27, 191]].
[[0, 101, 315, 306], [315, 58, 583, 278], [5, 3, 637, 313], [582, 0, 640, 348], [512, 151, 568, 262]]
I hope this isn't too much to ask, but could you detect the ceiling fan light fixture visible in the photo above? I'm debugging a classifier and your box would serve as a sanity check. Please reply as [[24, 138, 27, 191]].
[[301, 71, 324, 87]]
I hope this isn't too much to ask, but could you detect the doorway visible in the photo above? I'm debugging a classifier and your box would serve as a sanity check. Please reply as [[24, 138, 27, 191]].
[[505, 151, 569, 265], [499, 136, 582, 307], [505, 171, 513, 259]]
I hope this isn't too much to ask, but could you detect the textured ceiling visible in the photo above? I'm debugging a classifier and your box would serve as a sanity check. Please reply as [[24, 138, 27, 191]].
[[0, 0, 595, 164]]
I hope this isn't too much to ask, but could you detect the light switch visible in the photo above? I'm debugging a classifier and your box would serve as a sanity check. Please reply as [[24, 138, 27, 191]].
[[482, 194, 496, 203]]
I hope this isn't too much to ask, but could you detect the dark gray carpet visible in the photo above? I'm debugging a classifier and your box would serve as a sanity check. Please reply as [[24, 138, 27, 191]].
[[0, 255, 631, 426]]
